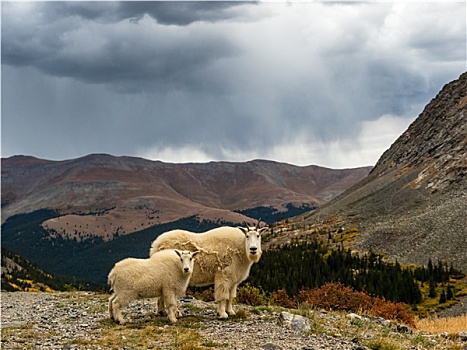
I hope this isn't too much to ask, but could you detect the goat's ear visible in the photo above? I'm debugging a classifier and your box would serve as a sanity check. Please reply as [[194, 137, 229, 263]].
[[174, 249, 182, 257], [238, 227, 248, 234], [192, 250, 200, 258], [258, 227, 268, 234]]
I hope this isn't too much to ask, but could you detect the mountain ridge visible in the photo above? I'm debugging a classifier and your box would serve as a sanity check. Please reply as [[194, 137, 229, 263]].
[[1, 155, 371, 241], [296, 71, 467, 272]]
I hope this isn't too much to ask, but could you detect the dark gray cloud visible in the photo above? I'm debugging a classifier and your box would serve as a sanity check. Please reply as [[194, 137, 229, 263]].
[[117, 1, 253, 25], [1, 2, 241, 90], [1, 2, 465, 168], [27, 2, 249, 25]]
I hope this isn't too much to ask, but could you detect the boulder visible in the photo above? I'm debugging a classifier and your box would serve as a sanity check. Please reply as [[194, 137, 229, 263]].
[[459, 330, 467, 341], [278, 311, 311, 332]]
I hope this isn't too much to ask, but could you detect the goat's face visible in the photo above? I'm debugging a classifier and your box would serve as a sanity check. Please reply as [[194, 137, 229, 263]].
[[175, 250, 199, 274], [239, 221, 266, 263]]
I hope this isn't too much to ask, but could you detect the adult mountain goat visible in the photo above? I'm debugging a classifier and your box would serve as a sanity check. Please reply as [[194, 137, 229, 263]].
[[149, 222, 266, 319], [108, 249, 199, 324]]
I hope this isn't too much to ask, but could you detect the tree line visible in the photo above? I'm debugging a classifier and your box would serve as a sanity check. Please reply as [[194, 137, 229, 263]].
[[248, 239, 463, 305]]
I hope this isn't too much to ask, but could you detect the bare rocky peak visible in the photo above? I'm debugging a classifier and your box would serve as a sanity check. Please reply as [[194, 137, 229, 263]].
[[373, 71, 467, 191], [299, 72, 467, 272]]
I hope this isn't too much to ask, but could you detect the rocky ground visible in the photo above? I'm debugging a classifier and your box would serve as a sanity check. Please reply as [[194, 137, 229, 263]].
[[1, 292, 466, 350], [438, 295, 467, 318]]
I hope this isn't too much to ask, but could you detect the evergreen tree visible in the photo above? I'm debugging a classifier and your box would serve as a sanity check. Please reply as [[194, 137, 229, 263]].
[[427, 259, 433, 277], [446, 285, 454, 300], [428, 279, 437, 298], [439, 289, 447, 304]]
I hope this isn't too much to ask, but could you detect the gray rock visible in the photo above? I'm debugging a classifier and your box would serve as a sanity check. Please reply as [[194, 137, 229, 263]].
[[459, 330, 467, 341], [278, 312, 311, 332], [396, 324, 412, 334], [347, 313, 362, 320], [261, 343, 282, 350]]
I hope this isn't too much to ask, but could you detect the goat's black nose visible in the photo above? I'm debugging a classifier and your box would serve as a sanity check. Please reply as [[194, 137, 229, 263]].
[[184, 268, 189, 272]]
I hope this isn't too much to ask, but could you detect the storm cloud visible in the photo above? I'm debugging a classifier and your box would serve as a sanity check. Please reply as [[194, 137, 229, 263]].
[[1, 1, 465, 168]]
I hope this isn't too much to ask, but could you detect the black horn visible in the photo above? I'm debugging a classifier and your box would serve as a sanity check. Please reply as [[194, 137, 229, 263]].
[[255, 219, 261, 229]]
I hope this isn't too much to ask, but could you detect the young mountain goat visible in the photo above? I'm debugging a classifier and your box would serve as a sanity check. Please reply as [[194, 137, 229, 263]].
[[108, 249, 199, 324]]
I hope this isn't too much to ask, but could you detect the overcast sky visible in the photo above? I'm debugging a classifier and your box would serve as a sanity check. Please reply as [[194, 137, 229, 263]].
[[1, 1, 466, 168]]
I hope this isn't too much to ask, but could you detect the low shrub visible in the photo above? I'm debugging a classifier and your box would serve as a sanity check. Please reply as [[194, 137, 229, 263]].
[[270, 288, 297, 309], [191, 287, 215, 302], [296, 282, 415, 328], [236, 283, 268, 306]]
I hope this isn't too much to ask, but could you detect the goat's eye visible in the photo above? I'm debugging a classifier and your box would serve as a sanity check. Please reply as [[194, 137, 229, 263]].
[[257, 234, 260, 238]]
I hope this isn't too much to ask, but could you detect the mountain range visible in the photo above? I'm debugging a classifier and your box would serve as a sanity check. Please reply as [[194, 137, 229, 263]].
[[1, 156, 371, 235]]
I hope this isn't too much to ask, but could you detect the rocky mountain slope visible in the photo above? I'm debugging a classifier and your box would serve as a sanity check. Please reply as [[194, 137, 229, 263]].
[[0, 247, 84, 292], [296, 72, 467, 272], [1, 155, 371, 241]]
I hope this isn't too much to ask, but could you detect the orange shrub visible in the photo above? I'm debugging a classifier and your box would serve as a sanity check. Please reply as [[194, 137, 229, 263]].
[[297, 282, 415, 328], [271, 288, 297, 309]]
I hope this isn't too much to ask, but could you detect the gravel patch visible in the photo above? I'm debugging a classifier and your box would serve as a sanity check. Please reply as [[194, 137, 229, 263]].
[[1, 292, 465, 350]]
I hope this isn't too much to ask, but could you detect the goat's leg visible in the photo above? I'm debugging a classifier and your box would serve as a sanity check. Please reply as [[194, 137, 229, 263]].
[[110, 295, 127, 324], [163, 293, 178, 323], [214, 280, 230, 319], [226, 284, 238, 315]]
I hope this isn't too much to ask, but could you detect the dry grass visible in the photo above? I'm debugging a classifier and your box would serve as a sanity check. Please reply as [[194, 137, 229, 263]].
[[291, 304, 438, 350], [98, 322, 222, 349], [416, 314, 467, 333], [1, 323, 60, 350], [93, 316, 207, 350]]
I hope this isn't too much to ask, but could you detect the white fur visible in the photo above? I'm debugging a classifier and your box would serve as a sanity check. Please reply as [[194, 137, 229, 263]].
[[108, 249, 198, 324], [149, 224, 266, 318]]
